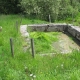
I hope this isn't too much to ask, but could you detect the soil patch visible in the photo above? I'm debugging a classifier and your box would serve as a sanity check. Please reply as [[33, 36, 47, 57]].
[[53, 32, 80, 54]]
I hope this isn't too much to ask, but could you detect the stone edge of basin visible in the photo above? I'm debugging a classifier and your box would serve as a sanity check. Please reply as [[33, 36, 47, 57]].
[[27, 23, 80, 41]]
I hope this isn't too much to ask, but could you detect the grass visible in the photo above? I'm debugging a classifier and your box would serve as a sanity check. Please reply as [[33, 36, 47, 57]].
[[0, 15, 80, 80], [30, 32, 59, 54], [35, 50, 80, 80]]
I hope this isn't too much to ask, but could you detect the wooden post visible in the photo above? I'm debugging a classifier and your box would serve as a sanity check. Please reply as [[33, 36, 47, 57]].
[[10, 38, 14, 57], [49, 14, 51, 23], [31, 38, 35, 58], [16, 21, 18, 32]]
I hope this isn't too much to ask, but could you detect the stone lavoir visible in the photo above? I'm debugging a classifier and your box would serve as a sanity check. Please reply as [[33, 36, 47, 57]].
[[28, 23, 80, 41], [20, 23, 80, 54]]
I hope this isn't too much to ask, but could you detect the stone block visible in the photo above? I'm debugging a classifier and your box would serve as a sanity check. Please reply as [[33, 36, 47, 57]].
[[47, 25, 58, 32], [28, 24, 48, 32], [76, 32, 80, 40], [36, 26, 46, 31], [75, 26, 80, 40], [47, 23, 67, 32], [67, 26, 77, 37]]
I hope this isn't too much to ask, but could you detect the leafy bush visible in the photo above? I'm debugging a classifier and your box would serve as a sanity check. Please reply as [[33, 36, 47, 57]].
[[21, 0, 80, 21]]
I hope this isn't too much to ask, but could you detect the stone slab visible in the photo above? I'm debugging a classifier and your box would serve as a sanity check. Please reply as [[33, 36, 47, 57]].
[[20, 25, 29, 37]]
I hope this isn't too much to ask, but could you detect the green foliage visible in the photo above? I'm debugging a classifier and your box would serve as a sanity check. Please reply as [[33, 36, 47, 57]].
[[5, 69, 29, 80], [21, 0, 80, 21], [30, 32, 59, 53], [0, 0, 80, 22]]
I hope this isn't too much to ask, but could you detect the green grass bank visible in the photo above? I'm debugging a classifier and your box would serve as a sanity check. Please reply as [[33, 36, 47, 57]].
[[0, 15, 80, 80]]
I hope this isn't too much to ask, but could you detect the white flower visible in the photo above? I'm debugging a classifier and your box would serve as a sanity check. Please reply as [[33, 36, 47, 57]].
[[25, 66, 28, 69], [61, 64, 64, 68], [33, 75, 36, 78], [30, 74, 33, 77]]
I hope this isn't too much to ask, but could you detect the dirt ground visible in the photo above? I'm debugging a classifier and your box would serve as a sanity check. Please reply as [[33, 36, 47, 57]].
[[53, 32, 80, 54]]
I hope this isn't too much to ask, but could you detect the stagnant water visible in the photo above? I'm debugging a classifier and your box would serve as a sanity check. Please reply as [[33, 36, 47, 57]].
[[53, 32, 80, 54]]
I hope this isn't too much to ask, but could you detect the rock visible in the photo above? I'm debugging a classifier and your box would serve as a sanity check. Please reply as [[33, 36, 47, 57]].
[[47, 23, 67, 32], [67, 25, 80, 40], [47, 24, 58, 32], [24, 32, 29, 37], [76, 31, 80, 40], [67, 26, 77, 37], [20, 25, 29, 37], [20, 25, 30, 52], [36, 26, 46, 31], [28, 23, 67, 32], [28, 24, 47, 31]]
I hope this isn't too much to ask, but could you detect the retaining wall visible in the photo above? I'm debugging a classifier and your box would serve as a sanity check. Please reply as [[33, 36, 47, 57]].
[[28, 23, 80, 41], [67, 25, 80, 40]]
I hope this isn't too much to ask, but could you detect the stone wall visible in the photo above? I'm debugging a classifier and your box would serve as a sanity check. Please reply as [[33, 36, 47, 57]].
[[28, 23, 67, 32], [67, 25, 80, 40], [28, 23, 80, 41]]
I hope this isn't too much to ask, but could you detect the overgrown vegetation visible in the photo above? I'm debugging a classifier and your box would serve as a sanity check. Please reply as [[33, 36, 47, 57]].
[[0, 15, 80, 80], [30, 32, 59, 53]]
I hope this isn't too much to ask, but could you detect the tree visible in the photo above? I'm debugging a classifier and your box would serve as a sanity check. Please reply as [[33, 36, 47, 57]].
[[21, 0, 54, 21], [57, 0, 79, 20], [21, 0, 37, 18], [20, 0, 80, 21], [0, 0, 21, 14]]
